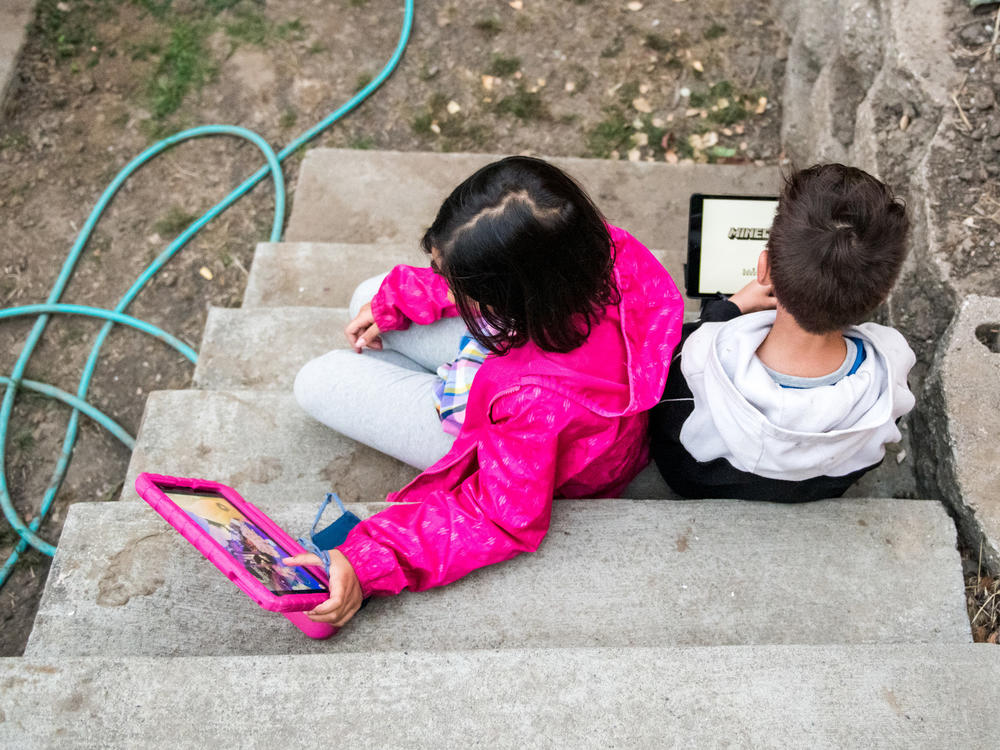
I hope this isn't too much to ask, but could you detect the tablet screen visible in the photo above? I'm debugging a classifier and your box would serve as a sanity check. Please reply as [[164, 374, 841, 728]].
[[163, 489, 327, 595], [689, 195, 778, 296]]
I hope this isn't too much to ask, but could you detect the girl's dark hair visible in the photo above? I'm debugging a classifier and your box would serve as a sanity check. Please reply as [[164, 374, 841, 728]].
[[422, 156, 620, 354], [767, 163, 910, 334]]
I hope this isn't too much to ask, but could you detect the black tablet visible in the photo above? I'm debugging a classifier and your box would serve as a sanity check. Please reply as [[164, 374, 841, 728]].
[[686, 193, 779, 298]]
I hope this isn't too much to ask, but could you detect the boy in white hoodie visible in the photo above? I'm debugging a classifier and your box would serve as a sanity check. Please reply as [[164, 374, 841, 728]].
[[650, 164, 916, 501]]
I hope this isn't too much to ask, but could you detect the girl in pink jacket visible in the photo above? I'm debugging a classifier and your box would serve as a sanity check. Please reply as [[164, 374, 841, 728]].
[[288, 156, 684, 626]]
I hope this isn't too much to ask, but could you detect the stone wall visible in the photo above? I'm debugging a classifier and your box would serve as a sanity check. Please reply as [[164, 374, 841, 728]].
[[775, 0, 1000, 566]]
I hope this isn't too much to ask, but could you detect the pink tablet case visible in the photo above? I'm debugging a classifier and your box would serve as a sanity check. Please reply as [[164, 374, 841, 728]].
[[135, 472, 336, 639]]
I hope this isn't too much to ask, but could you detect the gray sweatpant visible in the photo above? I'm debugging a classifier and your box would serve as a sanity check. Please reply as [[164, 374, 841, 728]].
[[293, 274, 466, 470]]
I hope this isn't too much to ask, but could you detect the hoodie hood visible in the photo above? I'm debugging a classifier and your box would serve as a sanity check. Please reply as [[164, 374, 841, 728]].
[[488, 225, 684, 419], [679, 311, 916, 480]]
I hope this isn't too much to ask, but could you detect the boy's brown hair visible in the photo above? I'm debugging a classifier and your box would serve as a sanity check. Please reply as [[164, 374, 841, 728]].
[[766, 164, 909, 334]]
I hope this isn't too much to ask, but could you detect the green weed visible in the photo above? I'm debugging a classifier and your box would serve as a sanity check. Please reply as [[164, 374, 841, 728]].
[[279, 109, 297, 129], [487, 54, 521, 77], [644, 33, 674, 53], [586, 108, 631, 158], [704, 24, 727, 40], [474, 17, 502, 36], [495, 86, 547, 121], [148, 20, 216, 119], [153, 206, 197, 237], [354, 72, 373, 93]]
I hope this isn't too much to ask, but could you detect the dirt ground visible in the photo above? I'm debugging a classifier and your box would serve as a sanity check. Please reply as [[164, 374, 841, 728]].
[[0, 0, 996, 655]]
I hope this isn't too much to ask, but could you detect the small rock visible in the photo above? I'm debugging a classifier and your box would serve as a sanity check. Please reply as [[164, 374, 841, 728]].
[[627, 148, 641, 162], [626, 2, 644, 10], [632, 97, 653, 113], [564, 81, 575, 93], [199, 267, 213, 281], [446, 100, 461, 115], [959, 26, 986, 47], [988, 119, 1000, 139], [968, 84, 995, 111]]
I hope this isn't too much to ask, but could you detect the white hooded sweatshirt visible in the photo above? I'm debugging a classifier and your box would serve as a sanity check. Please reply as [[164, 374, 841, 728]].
[[679, 311, 916, 481]]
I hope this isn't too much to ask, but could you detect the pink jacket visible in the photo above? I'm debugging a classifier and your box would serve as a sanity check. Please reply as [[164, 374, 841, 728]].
[[338, 226, 684, 597]]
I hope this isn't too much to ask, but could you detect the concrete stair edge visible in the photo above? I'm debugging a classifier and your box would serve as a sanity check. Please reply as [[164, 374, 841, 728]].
[[3, 645, 999, 747]]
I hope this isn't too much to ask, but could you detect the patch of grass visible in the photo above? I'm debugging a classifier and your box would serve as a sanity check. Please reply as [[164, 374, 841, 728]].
[[586, 107, 631, 158], [644, 33, 674, 54], [153, 206, 197, 237], [487, 54, 521, 77], [279, 108, 297, 128], [710, 80, 735, 98], [617, 80, 641, 106], [495, 86, 547, 121], [128, 39, 162, 61], [33, 0, 106, 60], [704, 23, 727, 40], [349, 0, 368, 6], [474, 17, 502, 36], [148, 19, 216, 120], [412, 112, 433, 135], [12, 429, 35, 453], [349, 135, 375, 150], [225, 11, 305, 47], [708, 99, 749, 126], [600, 35, 624, 58], [354, 72, 373, 93], [307, 41, 328, 55], [0, 131, 29, 151]]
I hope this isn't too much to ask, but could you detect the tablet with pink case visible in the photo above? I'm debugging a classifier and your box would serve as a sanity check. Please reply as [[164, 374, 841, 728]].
[[135, 472, 336, 639]]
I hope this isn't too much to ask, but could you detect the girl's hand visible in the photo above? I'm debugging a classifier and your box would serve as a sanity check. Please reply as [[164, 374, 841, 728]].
[[282, 550, 364, 627], [345, 302, 383, 352], [728, 279, 777, 314]]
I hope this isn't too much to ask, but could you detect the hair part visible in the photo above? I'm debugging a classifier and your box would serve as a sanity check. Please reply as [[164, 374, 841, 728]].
[[422, 156, 620, 354], [766, 163, 910, 334]]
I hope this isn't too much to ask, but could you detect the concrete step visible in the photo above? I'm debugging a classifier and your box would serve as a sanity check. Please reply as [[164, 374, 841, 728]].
[[25, 496, 969, 658], [243, 241, 423, 308], [121, 389, 673, 503], [286, 149, 780, 252], [192, 306, 350, 390], [4, 646, 997, 746], [243, 241, 688, 310], [122, 389, 420, 506]]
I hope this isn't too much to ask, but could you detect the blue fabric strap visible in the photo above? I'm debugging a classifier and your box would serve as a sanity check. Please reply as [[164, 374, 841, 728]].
[[296, 493, 362, 575]]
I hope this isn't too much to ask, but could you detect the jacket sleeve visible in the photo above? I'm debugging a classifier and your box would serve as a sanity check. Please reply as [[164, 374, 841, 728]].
[[370, 264, 460, 332], [336, 389, 574, 597]]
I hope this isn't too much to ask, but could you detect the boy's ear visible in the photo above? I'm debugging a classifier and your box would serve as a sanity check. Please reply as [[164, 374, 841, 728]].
[[757, 250, 771, 284]]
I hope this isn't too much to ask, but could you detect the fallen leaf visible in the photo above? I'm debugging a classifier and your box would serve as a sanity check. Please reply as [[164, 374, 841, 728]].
[[899, 113, 910, 131], [430, 121, 441, 134], [709, 145, 737, 158], [509, 0, 523, 9], [199, 266, 213, 281], [627, 148, 642, 162], [632, 132, 649, 146], [664, 150, 679, 164], [481, 75, 496, 91], [692, 60, 704, 72], [755, 96, 768, 114], [632, 97, 653, 113]]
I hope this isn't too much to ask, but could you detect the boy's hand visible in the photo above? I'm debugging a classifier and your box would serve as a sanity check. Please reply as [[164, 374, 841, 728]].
[[282, 550, 364, 627], [728, 279, 776, 314], [345, 302, 383, 352]]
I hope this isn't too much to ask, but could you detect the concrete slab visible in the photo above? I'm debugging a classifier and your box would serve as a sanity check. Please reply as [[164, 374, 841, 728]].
[[919, 295, 1000, 572], [193, 306, 350, 390], [286, 149, 780, 252], [26, 497, 969, 658], [3, 646, 998, 747], [122, 389, 420, 505], [126, 387, 671, 502], [0, 0, 33, 112], [243, 242, 423, 307], [243, 241, 688, 310]]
